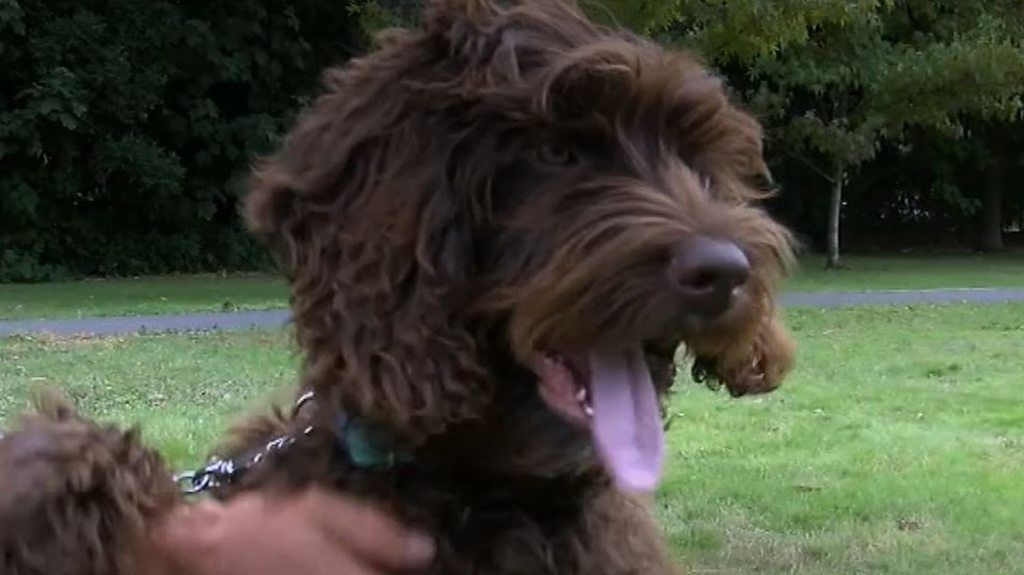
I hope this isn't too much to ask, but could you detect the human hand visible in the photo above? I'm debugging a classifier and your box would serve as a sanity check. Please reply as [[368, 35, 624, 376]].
[[145, 488, 434, 575]]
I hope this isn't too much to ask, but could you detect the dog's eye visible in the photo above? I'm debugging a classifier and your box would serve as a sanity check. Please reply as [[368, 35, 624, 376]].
[[535, 142, 577, 167]]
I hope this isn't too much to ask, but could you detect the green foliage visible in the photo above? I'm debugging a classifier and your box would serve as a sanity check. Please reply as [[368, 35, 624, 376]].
[[603, 0, 1024, 252], [2, 0, 1021, 282], [0, 0, 365, 281], [352, 0, 425, 33]]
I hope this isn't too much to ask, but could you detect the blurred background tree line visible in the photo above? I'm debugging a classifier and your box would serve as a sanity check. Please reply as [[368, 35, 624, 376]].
[[1, 0, 1021, 281]]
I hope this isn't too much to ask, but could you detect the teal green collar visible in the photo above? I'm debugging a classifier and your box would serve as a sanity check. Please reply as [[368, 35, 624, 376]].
[[333, 413, 415, 469]]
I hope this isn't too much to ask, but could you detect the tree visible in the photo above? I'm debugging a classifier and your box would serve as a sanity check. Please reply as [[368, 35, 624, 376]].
[[875, 1, 1024, 252], [0, 0, 365, 280], [350, 0, 425, 32], [600, 0, 1024, 266]]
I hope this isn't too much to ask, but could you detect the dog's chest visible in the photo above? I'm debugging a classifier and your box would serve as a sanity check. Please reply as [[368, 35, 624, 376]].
[[356, 471, 590, 575], [325, 445, 675, 574], [385, 475, 674, 575], [430, 497, 585, 575]]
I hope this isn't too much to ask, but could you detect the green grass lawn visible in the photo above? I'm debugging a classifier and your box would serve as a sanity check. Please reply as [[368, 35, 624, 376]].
[[1, 253, 1022, 320], [0, 329, 299, 467], [659, 304, 1024, 574], [0, 273, 288, 321], [2, 304, 1022, 573], [789, 252, 1024, 292]]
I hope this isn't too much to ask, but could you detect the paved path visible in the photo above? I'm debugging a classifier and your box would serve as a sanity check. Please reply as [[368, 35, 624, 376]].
[[2, 288, 1024, 337]]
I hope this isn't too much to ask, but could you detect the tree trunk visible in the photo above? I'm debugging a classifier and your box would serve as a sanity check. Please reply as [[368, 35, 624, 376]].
[[980, 156, 1006, 252], [825, 162, 845, 269]]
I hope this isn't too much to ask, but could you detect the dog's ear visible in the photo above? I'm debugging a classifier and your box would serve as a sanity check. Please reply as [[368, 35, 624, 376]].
[[423, 0, 506, 68], [419, 185, 475, 282], [0, 398, 179, 575], [245, 25, 490, 443], [425, 0, 502, 30]]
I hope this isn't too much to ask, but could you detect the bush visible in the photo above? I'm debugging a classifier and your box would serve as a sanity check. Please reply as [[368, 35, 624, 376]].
[[0, 0, 364, 281]]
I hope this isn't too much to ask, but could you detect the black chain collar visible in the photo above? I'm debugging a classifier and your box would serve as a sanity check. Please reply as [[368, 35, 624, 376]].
[[174, 391, 318, 495], [174, 391, 413, 495]]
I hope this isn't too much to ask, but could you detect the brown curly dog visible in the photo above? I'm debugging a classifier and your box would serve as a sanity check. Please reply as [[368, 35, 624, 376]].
[[0, 1, 795, 573]]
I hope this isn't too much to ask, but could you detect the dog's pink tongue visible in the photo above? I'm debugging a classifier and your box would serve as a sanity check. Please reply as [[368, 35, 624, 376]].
[[588, 346, 665, 493]]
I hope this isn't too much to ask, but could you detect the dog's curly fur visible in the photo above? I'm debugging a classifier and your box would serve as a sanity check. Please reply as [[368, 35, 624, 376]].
[[0, 395, 179, 575], [0, 1, 796, 573]]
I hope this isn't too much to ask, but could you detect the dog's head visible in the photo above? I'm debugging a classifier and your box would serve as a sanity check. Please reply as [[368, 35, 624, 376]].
[[247, 0, 795, 490]]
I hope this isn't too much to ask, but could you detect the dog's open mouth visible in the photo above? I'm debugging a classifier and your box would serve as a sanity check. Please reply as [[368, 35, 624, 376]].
[[529, 345, 665, 493]]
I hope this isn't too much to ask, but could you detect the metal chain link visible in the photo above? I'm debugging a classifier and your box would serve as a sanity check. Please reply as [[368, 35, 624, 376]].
[[174, 391, 317, 495]]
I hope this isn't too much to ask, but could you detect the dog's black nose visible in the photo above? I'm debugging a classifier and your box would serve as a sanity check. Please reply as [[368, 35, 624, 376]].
[[671, 237, 750, 317]]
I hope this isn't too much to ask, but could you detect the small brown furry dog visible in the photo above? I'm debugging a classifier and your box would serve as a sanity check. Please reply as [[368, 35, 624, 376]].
[[0, 1, 796, 573]]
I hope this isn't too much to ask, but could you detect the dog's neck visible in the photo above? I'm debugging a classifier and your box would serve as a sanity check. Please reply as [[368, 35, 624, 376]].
[[412, 369, 598, 481], [332, 411, 416, 469], [320, 352, 598, 480]]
